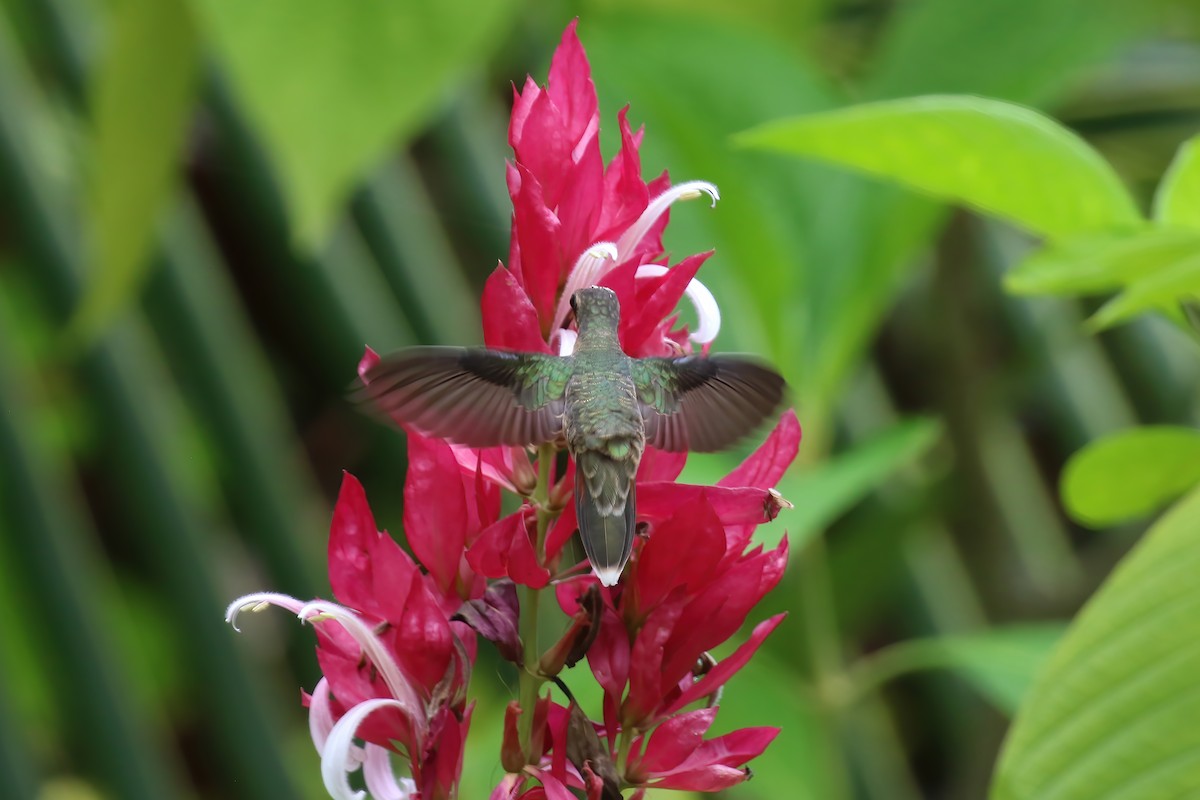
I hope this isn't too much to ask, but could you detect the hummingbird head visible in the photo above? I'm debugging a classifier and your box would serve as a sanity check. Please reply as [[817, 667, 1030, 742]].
[[569, 286, 621, 341]]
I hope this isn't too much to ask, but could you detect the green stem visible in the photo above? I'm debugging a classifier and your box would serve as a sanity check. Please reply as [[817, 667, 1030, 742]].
[[616, 725, 634, 779], [517, 444, 557, 760]]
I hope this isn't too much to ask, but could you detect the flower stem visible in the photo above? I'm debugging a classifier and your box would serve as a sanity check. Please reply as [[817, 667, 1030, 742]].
[[616, 725, 633, 779], [517, 444, 557, 760]]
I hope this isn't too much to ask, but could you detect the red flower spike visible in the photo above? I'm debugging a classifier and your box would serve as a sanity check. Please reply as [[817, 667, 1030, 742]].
[[482, 265, 552, 352], [628, 708, 777, 792], [637, 482, 784, 528], [621, 251, 710, 355], [232, 22, 796, 798], [404, 433, 477, 599], [636, 446, 687, 483], [719, 409, 802, 490], [630, 499, 726, 617], [467, 509, 552, 588], [633, 707, 720, 776], [662, 614, 786, 717], [501, 701, 526, 772]]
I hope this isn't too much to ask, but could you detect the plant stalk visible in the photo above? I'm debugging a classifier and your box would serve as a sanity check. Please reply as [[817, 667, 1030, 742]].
[[517, 444, 557, 760]]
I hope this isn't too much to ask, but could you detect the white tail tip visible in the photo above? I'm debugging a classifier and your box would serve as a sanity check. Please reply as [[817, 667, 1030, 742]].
[[594, 566, 624, 587]]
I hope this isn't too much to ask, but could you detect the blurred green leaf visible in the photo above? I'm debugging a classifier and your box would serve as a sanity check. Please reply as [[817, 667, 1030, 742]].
[[1153, 135, 1200, 228], [773, 418, 942, 548], [71, 0, 198, 343], [193, 0, 518, 247], [1005, 229, 1200, 296], [713, 649, 846, 799], [1061, 426, 1200, 527], [1087, 251, 1200, 331], [735, 95, 1142, 240], [866, 0, 1141, 105], [852, 625, 1066, 715], [991, 488, 1200, 800]]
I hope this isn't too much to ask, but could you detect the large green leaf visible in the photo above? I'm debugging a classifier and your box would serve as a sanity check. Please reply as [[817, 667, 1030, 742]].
[[193, 0, 518, 247], [735, 95, 1142, 240], [1005, 229, 1200, 297], [1153, 135, 1200, 229], [1061, 426, 1200, 527], [851, 625, 1066, 715], [71, 0, 199, 343], [991, 488, 1200, 800]]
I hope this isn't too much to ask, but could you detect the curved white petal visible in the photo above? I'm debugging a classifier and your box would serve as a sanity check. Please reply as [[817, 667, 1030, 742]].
[[551, 241, 619, 334], [635, 265, 722, 344], [321, 699, 407, 800], [309, 677, 366, 770], [363, 745, 416, 800], [297, 601, 425, 732], [225, 591, 307, 632], [615, 180, 719, 261]]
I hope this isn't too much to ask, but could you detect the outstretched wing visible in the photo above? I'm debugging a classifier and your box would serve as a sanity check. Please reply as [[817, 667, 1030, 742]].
[[359, 346, 567, 447], [631, 355, 786, 452]]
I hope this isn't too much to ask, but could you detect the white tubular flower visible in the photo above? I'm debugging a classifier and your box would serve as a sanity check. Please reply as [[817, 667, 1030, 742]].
[[309, 678, 366, 771], [363, 746, 416, 800], [225, 591, 307, 632], [635, 264, 722, 345], [321, 699, 411, 800], [552, 241, 619, 334], [297, 601, 425, 734], [615, 180, 719, 261]]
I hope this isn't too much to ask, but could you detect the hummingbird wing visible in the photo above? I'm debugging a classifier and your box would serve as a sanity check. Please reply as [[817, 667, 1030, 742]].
[[631, 355, 786, 452], [360, 346, 568, 447]]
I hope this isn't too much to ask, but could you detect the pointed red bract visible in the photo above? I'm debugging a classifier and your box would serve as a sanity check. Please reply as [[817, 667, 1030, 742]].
[[342, 22, 797, 798]]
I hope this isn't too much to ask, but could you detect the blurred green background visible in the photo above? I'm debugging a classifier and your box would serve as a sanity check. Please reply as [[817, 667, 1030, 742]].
[[1, 0, 1198, 798]]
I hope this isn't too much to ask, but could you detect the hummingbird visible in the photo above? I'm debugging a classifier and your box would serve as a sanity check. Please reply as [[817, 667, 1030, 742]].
[[360, 286, 786, 586]]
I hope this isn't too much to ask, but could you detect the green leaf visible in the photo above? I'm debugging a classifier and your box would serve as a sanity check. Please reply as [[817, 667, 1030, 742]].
[[1086, 251, 1200, 331], [865, 0, 1144, 106], [1153, 135, 1200, 228], [713, 650, 847, 799], [193, 0, 518, 247], [773, 418, 943, 547], [1005, 229, 1200, 297], [852, 625, 1066, 715], [735, 95, 1142, 240], [70, 0, 199, 343], [1061, 426, 1200, 527], [991, 487, 1200, 800]]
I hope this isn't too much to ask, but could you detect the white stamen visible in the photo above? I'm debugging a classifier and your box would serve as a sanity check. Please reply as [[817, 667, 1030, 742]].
[[297, 601, 425, 732], [552, 241, 619, 334], [635, 265, 722, 344], [554, 328, 578, 356], [615, 180, 719, 261], [225, 591, 307, 632], [321, 699, 409, 800], [363, 746, 415, 800]]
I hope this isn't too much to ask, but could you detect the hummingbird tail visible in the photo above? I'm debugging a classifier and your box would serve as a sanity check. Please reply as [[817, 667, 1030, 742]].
[[574, 453, 636, 587]]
